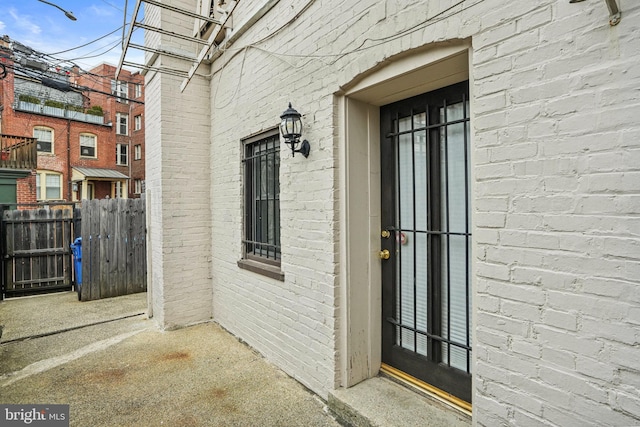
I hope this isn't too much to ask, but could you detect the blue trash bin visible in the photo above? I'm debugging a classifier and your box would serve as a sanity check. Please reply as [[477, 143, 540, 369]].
[[70, 237, 82, 299]]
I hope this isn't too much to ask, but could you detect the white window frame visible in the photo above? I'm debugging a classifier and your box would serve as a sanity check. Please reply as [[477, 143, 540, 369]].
[[134, 179, 143, 194], [79, 133, 97, 158], [116, 113, 129, 135], [35, 171, 62, 200], [34, 126, 54, 154], [111, 80, 129, 103], [113, 181, 125, 198], [134, 84, 142, 98], [116, 143, 129, 166], [134, 144, 142, 160], [134, 115, 142, 131]]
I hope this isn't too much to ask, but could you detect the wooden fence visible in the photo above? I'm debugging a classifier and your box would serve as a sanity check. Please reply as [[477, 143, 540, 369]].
[[80, 198, 146, 301], [2, 206, 74, 297]]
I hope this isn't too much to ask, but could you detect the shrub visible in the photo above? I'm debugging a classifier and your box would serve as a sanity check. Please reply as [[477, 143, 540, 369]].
[[18, 94, 41, 104], [66, 104, 84, 113], [44, 100, 65, 109], [86, 105, 104, 116]]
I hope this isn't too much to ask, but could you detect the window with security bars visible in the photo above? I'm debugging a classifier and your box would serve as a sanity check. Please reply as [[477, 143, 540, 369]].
[[242, 129, 281, 264]]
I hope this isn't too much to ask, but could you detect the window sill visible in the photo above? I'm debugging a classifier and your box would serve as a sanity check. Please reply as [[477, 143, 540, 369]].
[[237, 259, 284, 281]]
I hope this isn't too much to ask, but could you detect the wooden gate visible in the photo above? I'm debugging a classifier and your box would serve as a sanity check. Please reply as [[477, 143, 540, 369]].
[[80, 198, 146, 301], [1, 205, 75, 298]]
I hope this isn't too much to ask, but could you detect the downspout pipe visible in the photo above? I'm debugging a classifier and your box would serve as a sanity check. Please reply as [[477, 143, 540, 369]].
[[67, 119, 72, 201]]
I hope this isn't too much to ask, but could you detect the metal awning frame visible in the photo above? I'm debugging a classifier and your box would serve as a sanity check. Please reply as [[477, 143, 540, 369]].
[[115, 0, 239, 92]]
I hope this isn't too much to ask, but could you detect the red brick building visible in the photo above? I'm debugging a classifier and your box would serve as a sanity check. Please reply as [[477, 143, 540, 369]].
[[75, 63, 145, 199], [0, 37, 145, 204]]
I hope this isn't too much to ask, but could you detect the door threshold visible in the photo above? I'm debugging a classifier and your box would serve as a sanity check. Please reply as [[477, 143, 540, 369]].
[[380, 363, 472, 415], [328, 375, 471, 427]]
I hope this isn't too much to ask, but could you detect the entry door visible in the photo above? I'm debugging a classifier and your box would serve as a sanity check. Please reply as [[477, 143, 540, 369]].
[[380, 81, 472, 403]]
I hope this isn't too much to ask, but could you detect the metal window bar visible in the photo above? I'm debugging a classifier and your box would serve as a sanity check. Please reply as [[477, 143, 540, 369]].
[[425, 103, 434, 360], [394, 112, 403, 349], [386, 117, 469, 139], [385, 317, 472, 351], [463, 94, 471, 373], [258, 140, 264, 256], [271, 135, 278, 259], [443, 99, 452, 367], [411, 107, 418, 355]]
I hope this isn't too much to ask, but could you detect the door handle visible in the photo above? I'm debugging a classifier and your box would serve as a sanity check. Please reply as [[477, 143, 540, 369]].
[[379, 249, 390, 260]]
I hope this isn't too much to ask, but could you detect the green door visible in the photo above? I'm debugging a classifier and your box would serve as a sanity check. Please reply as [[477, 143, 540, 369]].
[[0, 177, 18, 207]]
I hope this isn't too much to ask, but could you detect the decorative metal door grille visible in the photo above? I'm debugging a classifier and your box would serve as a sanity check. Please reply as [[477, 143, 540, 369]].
[[381, 81, 472, 402]]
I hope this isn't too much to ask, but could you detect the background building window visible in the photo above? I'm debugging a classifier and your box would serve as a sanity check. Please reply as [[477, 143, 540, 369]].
[[80, 134, 97, 157], [35, 171, 62, 200], [116, 113, 128, 135], [113, 181, 125, 198], [134, 144, 142, 160], [242, 129, 280, 264], [134, 115, 142, 131], [34, 127, 53, 153], [134, 179, 143, 194], [134, 84, 142, 98], [116, 144, 128, 166], [111, 80, 129, 103]]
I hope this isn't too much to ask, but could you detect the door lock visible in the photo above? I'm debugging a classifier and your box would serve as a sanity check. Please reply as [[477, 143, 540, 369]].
[[381, 230, 391, 238], [379, 249, 390, 260]]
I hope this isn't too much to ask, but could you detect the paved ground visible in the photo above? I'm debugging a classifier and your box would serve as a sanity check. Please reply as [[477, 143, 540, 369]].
[[0, 292, 340, 427]]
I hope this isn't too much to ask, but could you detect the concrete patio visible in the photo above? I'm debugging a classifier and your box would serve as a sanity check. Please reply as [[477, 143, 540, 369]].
[[0, 292, 339, 426]]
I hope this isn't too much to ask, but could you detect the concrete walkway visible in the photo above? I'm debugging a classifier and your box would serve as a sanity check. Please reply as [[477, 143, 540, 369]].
[[0, 292, 339, 426]]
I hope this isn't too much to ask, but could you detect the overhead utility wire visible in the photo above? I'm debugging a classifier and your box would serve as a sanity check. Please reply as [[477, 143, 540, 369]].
[[209, 0, 482, 109], [46, 26, 125, 55], [212, 0, 481, 79], [62, 38, 123, 63], [5, 63, 144, 105]]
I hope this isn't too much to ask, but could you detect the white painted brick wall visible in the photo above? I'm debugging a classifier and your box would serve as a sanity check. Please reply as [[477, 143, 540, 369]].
[[151, 0, 640, 423], [145, 0, 213, 329], [471, 0, 640, 425]]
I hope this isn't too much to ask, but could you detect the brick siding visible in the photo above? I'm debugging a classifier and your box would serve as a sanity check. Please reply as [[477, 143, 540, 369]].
[[150, 0, 640, 424]]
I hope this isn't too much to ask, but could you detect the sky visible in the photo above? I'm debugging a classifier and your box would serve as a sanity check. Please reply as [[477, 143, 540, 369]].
[[0, 0, 144, 73]]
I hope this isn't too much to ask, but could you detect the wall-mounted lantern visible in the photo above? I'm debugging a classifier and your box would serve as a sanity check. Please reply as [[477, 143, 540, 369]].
[[279, 103, 310, 158]]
